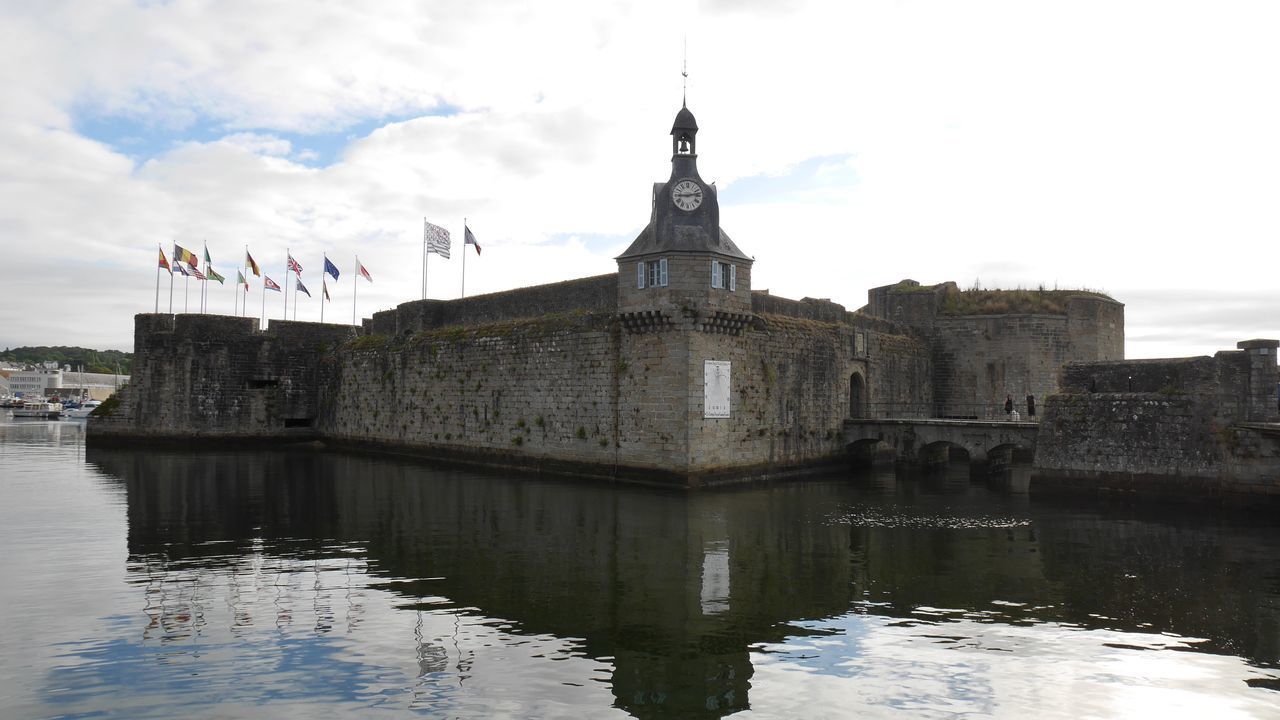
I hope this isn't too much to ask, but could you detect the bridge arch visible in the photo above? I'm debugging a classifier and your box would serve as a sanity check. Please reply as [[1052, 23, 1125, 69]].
[[846, 437, 894, 467], [920, 440, 971, 467]]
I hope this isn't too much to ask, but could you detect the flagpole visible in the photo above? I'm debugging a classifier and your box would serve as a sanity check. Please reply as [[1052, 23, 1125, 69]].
[[201, 241, 207, 314], [168, 250, 174, 314], [462, 218, 467, 299], [283, 249, 289, 321], [353, 254, 358, 326], [184, 272, 190, 313], [155, 244, 161, 314], [261, 276, 267, 330], [321, 254, 327, 324], [422, 218, 427, 300]]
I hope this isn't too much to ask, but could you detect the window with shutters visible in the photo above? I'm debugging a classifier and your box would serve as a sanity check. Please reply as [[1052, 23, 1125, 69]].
[[710, 260, 736, 291], [637, 258, 668, 289]]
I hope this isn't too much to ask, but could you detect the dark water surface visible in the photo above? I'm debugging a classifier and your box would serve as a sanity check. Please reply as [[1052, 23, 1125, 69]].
[[2, 420, 1280, 718]]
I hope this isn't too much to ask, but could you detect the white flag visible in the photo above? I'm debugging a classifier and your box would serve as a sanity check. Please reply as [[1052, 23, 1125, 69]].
[[424, 219, 451, 259]]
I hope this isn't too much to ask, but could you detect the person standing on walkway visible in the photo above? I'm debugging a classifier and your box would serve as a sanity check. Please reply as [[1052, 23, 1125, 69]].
[[1026, 394, 1036, 417], [1004, 394, 1014, 419]]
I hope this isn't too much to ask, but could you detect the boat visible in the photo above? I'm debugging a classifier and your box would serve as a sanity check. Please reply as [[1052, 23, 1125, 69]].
[[12, 401, 63, 419], [63, 400, 101, 419]]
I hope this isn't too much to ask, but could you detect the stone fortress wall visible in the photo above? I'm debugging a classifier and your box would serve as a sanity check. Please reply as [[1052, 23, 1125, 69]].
[[1034, 340, 1280, 497], [93, 282, 933, 486], [864, 280, 1124, 418]]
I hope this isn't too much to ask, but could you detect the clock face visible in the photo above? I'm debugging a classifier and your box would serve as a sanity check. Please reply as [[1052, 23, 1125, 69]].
[[671, 179, 703, 211]]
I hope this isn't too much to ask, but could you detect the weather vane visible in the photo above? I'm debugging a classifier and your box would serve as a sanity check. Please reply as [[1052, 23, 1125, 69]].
[[682, 35, 688, 107]]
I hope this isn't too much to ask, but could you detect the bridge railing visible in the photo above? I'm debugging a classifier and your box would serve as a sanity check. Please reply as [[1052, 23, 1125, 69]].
[[854, 402, 1042, 422]]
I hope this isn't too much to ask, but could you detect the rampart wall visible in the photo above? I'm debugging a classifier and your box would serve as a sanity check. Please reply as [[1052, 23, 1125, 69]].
[[91, 314, 357, 442], [91, 281, 933, 487], [1034, 342, 1280, 497]]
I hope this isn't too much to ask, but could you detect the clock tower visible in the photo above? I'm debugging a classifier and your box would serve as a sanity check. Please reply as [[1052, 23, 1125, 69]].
[[616, 102, 753, 323]]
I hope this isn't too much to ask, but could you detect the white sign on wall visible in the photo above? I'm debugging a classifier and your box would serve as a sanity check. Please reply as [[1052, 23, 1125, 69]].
[[704, 360, 731, 419]]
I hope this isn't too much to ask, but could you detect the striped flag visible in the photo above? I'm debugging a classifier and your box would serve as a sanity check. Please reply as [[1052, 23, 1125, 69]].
[[158, 248, 171, 272], [264, 275, 281, 291], [464, 226, 481, 255], [287, 253, 302, 274], [424, 219, 451, 259], [189, 265, 207, 280], [246, 251, 261, 277], [296, 278, 311, 297], [173, 263, 190, 277], [359, 263, 372, 282], [175, 244, 199, 267]]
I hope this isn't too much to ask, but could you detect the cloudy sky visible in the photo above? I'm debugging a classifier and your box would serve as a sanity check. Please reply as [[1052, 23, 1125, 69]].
[[1, 0, 1276, 358]]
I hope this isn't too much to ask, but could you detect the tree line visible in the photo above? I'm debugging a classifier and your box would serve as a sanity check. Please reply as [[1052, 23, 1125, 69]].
[[0, 347, 133, 375]]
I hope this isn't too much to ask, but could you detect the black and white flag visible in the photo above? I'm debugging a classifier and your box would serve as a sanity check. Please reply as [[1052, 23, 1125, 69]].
[[424, 219, 451, 259]]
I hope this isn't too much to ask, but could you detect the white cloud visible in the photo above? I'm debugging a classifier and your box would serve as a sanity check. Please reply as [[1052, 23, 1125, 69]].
[[0, 1, 1277, 357]]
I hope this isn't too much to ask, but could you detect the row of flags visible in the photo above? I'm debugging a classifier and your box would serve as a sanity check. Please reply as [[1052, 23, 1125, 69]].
[[153, 220, 484, 323], [155, 242, 374, 325]]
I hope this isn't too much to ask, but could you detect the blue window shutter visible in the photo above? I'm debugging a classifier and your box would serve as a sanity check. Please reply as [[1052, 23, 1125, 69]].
[[659, 258, 668, 286], [729, 264, 737, 291], [710, 259, 721, 289], [637, 261, 645, 289]]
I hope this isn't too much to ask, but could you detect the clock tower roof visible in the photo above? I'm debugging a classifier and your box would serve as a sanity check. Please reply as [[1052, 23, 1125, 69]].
[[616, 105, 750, 262]]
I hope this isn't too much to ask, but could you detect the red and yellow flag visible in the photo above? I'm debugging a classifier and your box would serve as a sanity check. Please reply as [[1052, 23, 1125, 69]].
[[246, 251, 261, 277], [158, 248, 170, 271]]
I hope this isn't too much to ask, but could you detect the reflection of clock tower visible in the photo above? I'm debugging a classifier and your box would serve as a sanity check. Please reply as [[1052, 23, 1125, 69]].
[[616, 102, 753, 325]]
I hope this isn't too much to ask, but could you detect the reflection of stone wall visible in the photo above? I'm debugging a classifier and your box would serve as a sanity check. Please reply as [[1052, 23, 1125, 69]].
[[92, 447, 863, 720], [93, 445, 1280, 701]]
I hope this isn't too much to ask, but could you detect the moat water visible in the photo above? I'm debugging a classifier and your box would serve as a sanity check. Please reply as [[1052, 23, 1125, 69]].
[[3, 419, 1280, 718]]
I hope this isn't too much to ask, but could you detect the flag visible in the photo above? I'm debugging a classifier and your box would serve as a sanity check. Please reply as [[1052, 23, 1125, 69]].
[[237, 269, 247, 286], [287, 253, 302, 274], [324, 257, 340, 280], [158, 248, 170, 272], [175, 244, 198, 267], [204, 246, 212, 265], [207, 267, 225, 284], [359, 263, 372, 282], [189, 265, 207, 280], [323, 279, 330, 302], [246, 251, 261, 277], [296, 278, 311, 297], [424, 219, 451, 259], [464, 226, 481, 255], [264, 275, 281, 291], [173, 263, 190, 277]]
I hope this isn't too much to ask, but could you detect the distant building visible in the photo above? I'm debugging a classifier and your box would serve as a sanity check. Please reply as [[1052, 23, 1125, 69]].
[[7, 364, 63, 398]]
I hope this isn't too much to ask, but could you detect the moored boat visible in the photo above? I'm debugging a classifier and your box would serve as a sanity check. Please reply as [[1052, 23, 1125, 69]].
[[12, 402, 63, 419], [63, 400, 101, 419]]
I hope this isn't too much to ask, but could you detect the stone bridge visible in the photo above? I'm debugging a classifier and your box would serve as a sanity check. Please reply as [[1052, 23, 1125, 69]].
[[843, 418, 1040, 466]]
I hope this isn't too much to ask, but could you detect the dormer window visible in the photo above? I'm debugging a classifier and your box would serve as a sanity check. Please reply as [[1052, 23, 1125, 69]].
[[710, 260, 736, 291], [636, 258, 668, 289]]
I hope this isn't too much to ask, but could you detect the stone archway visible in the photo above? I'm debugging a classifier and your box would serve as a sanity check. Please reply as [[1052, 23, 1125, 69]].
[[849, 372, 867, 419]]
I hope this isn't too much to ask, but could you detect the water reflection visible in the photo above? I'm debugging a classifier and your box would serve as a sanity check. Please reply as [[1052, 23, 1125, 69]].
[[74, 447, 1280, 718]]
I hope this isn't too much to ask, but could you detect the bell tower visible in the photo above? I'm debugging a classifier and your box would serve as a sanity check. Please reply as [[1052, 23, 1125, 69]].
[[616, 103, 753, 323]]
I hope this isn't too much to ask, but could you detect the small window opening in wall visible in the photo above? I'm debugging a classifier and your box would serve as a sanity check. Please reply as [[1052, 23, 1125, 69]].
[[283, 417, 313, 428], [249, 378, 279, 389]]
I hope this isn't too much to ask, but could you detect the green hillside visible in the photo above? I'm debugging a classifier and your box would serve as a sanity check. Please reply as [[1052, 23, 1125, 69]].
[[0, 347, 133, 375]]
